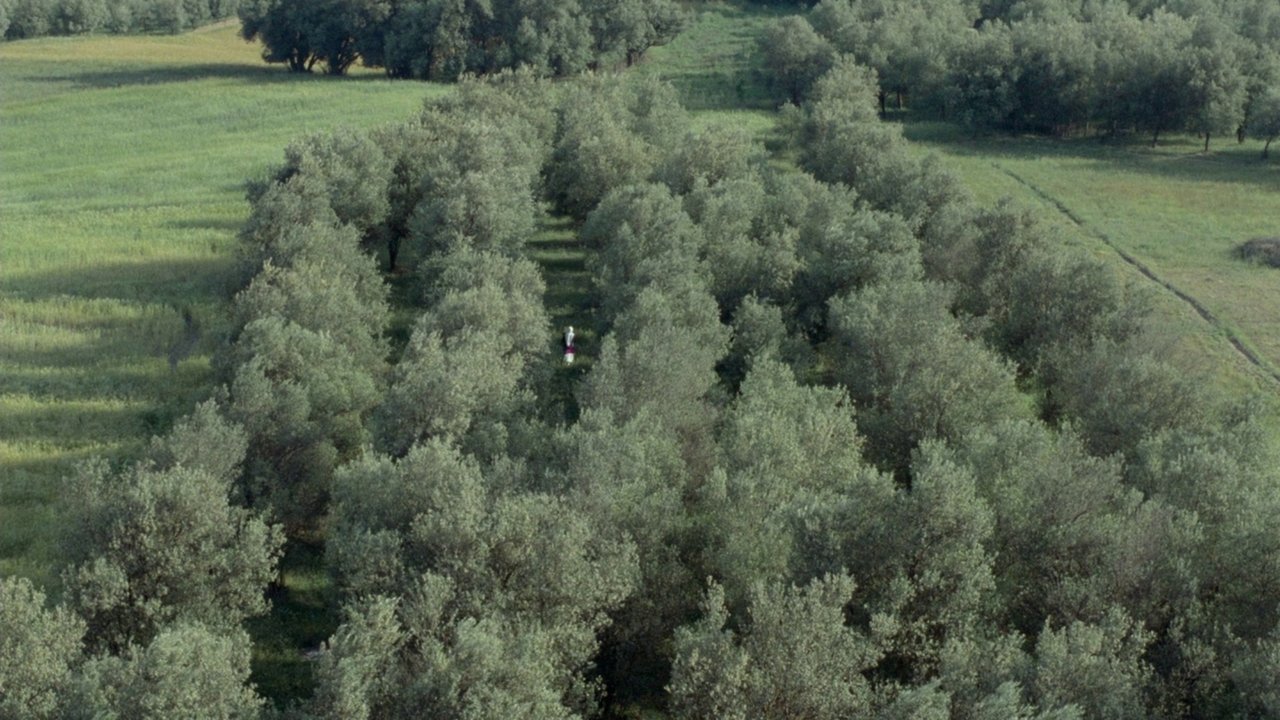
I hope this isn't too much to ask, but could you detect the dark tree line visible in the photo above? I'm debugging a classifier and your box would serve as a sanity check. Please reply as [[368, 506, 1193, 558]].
[[236, 0, 686, 78], [1, 0, 238, 40], [763, 0, 1280, 151], [6, 62, 1280, 718]]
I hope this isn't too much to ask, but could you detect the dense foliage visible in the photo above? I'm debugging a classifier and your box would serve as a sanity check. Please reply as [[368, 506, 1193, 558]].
[[219, 68, 1280, 716], [0, 0, 239, 39], [764, 0, 1280, 150], [237, 0, 686, 77], [6, 21, 1280, 719]]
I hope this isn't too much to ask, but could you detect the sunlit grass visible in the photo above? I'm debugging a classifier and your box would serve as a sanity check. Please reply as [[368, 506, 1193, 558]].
[[0, 24, 434, 593], [903, 121, 1280, 406], [636, 1, 789, 113]]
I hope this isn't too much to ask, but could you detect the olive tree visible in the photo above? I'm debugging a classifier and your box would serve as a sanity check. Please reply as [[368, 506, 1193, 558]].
[[669, 575, 880, 720], [1246, 88, 1280, 157], [0, 576, 84, 720], [61, 403, 283, 652]]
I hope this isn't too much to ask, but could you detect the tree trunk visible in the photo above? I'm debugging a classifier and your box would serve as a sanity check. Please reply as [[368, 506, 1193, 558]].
[[1265, 138, 1273, 160], [1204, 132, 1210, 153], [896, 90, 903, 109], [878, 90, 886, 116]]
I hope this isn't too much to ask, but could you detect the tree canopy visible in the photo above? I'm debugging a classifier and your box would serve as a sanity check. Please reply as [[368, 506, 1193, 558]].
[[12, 42, 1280, 719], [237, 0, 687, 77]]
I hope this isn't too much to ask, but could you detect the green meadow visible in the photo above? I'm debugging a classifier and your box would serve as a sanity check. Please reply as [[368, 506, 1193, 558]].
[[0, 22, 435, 586], [902, 122, 1280, 403]]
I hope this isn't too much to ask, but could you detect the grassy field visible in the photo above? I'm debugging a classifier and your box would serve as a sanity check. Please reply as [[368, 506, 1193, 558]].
[[902, 122, 1280, 403], [635, 1, 785, 139], [0, 20, 438, 703], [0, 21, 437, 586]]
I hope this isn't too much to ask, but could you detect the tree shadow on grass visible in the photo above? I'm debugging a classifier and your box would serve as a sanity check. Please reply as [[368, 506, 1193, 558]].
[[0, 403, 146, 447], [25, 62, 387, 91], [4, 256, 236, 307]]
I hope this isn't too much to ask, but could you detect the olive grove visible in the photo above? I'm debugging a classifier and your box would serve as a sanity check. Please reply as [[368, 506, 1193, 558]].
[[6, 49, 1280, 719]]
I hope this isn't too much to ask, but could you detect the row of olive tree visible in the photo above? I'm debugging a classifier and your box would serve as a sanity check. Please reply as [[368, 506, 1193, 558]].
[[763, 0, 1280, 151], [1, 0, 237, 40], [702, 52, 1280, 717], [0, 403, 284, 718], [237, 0, 685, 77], [239, 66, 1280, 717]]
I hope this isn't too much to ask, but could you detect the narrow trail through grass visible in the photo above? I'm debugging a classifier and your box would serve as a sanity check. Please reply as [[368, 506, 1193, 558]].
[[903, 122, 1280, 406], [998, 164, 1280, 386], [528, 216, 594, 422]]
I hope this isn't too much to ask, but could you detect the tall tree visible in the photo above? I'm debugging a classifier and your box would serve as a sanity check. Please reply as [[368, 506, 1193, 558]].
[[943, 22, 1020, 132], [788, 56, 922, 214], [547, 408, 696, 701], [683, 175, 800, 314], [268, 128, 393, 235], [758, 16, 836, 105], [223, 316, 382, 530], [376, 251, 546, 459], [1047, 341, 1208, 459], [1030, 609, 1153, 720], [374, 85, 549, 269], [580, 183, 706, 322], [1246, 88, 1280, 157], [230, 222, 390, 374], [70, 624, 265, 720], [238, 0, 324, 72], [405, 111, 546, 263], [1010, 18, 1096, 134], [1184, 16, 1248, 151], [587, 0, 685, 67], [580, 278, 729, 452], [705, 359, 879, 607], [546, 78, 682, 219], [325, 441, 638, 715], [955, 420, 1194, 635]]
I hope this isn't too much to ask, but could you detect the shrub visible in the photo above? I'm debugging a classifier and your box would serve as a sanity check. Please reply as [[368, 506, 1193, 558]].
[[1237, 237, 1280, 268]]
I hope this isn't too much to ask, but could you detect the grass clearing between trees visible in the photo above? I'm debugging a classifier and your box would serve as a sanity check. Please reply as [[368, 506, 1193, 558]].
[[903, 121, 1280, 406]]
